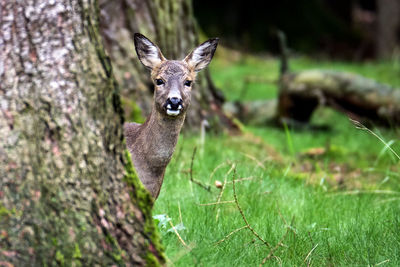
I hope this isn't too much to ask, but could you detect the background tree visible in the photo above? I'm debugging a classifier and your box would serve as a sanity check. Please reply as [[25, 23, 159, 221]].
[[376, 0, 400, 59], [0, 0, 163, 265], [99, 0, 234, 131]]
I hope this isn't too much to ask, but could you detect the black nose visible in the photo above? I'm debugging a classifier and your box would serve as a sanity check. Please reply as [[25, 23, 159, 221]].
[[167, 97, 183, 110]]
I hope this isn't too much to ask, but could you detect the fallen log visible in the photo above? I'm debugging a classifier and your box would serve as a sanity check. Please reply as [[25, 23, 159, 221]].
[[278, 70, 400, 126], [223, 100, 277, 125], [226, 32, 400, 127]]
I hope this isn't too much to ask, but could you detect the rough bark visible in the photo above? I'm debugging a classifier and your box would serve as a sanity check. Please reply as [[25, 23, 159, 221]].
[[0, 0, 164, 266], [376, 0, 400, 59], [99, 0, 233, 132], [278, 70, 400, 126]]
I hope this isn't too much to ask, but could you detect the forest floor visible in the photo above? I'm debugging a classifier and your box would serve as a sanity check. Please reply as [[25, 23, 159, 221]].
[[153, 51, 400, 266]]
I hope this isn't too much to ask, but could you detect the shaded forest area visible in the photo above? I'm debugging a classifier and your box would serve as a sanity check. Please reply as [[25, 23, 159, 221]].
[[194, 0, 400, 59]]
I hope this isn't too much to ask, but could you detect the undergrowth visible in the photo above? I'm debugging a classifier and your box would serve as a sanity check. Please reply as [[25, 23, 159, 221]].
[[153, 52, 400, 266]]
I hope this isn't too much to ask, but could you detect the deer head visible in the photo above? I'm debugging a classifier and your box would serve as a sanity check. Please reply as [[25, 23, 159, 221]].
[[134, 33, 219, 118]]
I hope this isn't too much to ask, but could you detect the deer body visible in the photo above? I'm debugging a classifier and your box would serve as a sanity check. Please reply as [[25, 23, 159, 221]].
[[125, 34, 218, 199]]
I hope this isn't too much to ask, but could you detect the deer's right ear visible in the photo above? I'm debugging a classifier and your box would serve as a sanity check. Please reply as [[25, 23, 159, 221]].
[[184, 38, 219, 72], [134, 33, 166, 70]]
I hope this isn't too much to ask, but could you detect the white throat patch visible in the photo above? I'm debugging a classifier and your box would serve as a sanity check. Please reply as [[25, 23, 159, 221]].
[[166, 109, 180, 116]]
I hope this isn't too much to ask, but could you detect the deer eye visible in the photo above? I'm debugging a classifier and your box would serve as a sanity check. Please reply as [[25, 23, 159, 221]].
[[155, 79, 164, 86], [184, 80, 192, 87]]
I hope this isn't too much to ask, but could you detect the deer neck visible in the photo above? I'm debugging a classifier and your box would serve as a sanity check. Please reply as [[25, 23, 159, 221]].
[[141, 108, 185, 165]]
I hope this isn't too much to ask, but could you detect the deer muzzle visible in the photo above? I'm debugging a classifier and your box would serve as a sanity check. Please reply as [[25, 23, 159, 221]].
[[165, 97, 183, 116]]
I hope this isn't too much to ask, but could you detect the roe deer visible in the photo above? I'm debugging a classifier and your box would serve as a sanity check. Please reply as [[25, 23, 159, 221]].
[[124, 33, 218, 199]]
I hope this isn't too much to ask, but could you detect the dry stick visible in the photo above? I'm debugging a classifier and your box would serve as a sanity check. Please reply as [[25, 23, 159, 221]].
[[198, 200, 235, 206], [260, 228, 290, 266], [217, 164, 235, 203], [216, 163, 235, 221], [208, 161, 228, 183], [165, 257, 176, 267], [276, 205, 288, 226], [232, 168, 271, 248], [378, 197, 400, 204], [189, 147, 211, 192], [270, 256, 283, 267], [167, 216, 190, 250], [304, 243, 319, 264], [276, 204, 297, 235], [178, 201, 182, 224], [308, 232, 315, 247], [215, 225, 249, 245], [242, 153, 266, 170], [329, 190, 400, 196], [225, 176, 254, 184], [374, 259, 390, 266], [260, 215, 295, 266]]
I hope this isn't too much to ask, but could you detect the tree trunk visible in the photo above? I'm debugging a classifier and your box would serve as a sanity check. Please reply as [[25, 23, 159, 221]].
[[376, 0, 400, 59], [278, 70, 400, 126], [0, 0, 164, 266], [99, 0, 234, 132]]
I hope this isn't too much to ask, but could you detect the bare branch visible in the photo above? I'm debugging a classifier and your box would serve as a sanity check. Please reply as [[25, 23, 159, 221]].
[[189, 147, 211, 192], [216, 163, 235, 221], [198, 200, 235, 206], [260, 228, 290, 266], [167, 216, 190, 250], [215, 225, 249, 245], [232, 168, 271, 248]]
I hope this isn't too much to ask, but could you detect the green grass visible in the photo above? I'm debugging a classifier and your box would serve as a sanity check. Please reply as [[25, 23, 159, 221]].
[[153, 52, 400, 266]]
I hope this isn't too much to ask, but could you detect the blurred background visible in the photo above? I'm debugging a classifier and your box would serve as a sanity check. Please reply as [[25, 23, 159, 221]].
[[101, 0, 400, 131], [194, 0, 399, 60]]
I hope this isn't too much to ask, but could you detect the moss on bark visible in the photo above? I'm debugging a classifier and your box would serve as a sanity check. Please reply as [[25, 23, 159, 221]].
[[0, 0, 164, 265]]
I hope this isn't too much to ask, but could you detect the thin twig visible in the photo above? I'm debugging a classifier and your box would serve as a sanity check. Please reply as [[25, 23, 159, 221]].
[[374, 259, 390, 266], [242, 153, 266, 170], [260, 228, 290, 266], [270, 256, 283, 267], [167, 216, 190, 250], [198, 200, 235, 206], [216, 164, 235, 202], [225, 176, 254, 184], [178, 201, 182, 224], [276, 205, 297, 235], [189, 147, 211, 192], [165, 256, 176, 267], [216, 163, 235, 221], [232, 167, 271, 248], [304, 243, 318, 263], [276, 204, 288, 227], [308, 232, 315, 247], [377, 197, 400, 204], [215, 225, 248, 245], [329, 190, 400, 196], [208, 161, 228, 183]]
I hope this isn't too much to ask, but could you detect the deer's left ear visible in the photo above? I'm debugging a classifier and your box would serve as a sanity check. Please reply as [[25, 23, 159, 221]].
[[134, 33, 166, 70], [184, 38, 219, 72]]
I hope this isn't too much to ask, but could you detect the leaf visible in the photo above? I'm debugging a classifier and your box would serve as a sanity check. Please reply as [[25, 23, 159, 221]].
[[153, 214, 171, 229], [301, 147, 326, 158], [167, 223, 186, 233]]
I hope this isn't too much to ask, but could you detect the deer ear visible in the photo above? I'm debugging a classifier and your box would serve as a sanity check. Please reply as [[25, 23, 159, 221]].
[[134, 33, 166, 70], [184, 38, 219, 72]]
